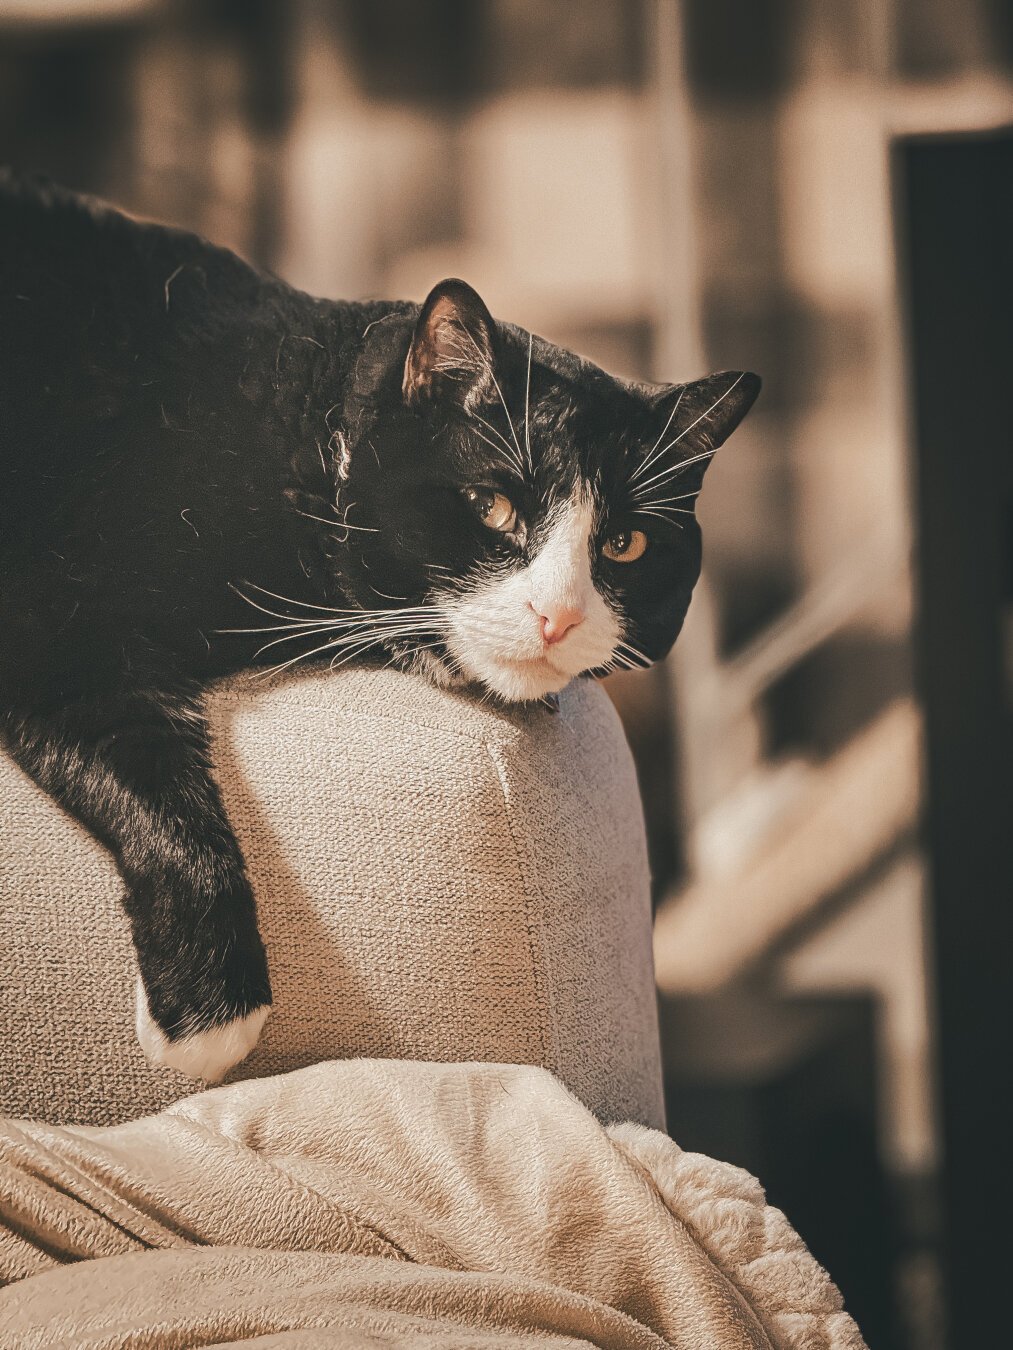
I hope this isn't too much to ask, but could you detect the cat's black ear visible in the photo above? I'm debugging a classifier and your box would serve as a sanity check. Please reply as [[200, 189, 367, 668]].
[[403, 278, 499, 410], [650, 370, 761, 484], [663, 370, 761, 452]]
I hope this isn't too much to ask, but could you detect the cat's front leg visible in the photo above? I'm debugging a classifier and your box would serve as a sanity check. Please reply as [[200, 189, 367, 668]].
[[4, 692, 271, 1081]]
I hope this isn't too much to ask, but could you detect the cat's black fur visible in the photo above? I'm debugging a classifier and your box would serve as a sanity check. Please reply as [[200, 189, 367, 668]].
[[0, 172, 759, 1074]]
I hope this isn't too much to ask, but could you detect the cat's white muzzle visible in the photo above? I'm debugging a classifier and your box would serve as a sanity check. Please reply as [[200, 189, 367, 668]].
[[439, 491, 624, 703]]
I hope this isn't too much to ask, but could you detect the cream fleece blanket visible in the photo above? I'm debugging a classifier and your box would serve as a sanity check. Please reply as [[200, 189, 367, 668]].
[[0, 1060, 865, 1350]]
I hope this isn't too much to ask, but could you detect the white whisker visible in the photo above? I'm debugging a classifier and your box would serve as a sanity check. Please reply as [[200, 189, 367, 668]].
[[633, 489, 700, 508], [471, 411, 519, 462], [628, 388, 685, 485], [457, 324, 527, 473], [633, 374, 745, 487], [615, 639, 652, 668], [629, 446, 718, 499], [524, 330, 533, 473], [627, 373, 745, 500], [232, 581, 351, 616], [227, 588, 328, 624], [253, 615, 445, 682], [633, 502, 694, 517], [220, 618, 344, 634], [469, 421, 525, 475], [233, 581, 432, 620], [253, 635, 355, 681], [295, 508, 378, 535], [250, 616, 438, 660], [630, 507, 686, 529]]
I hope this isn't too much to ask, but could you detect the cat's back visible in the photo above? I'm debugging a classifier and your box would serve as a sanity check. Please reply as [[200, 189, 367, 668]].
[[1, 170, 260, 382], [0, 170, 258, 308], [0, 173, 276, 517], [1, 170, 186, 343]]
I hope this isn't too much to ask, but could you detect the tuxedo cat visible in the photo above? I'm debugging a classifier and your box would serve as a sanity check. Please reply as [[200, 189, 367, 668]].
[[0, 173, 760, 1081]]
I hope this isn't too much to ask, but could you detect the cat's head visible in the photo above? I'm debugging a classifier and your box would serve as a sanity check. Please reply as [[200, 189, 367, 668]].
[[332, 278, 759, 703]]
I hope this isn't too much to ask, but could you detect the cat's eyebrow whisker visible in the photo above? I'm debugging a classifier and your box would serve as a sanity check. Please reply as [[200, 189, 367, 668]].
[[456, 324, 527, 473], [631, 502, 695, 520], [629, 447, 717, 500], [469, 420, 525, 476], [665, 370, 744, 446], [470, 411, 517, 460], [632, 502, 694, 517], [631, 447, 715, 494], [628, 388, 685, 486], [630, 373, 745, 488], [630, 507, 686, 530], [627, 373, 745, 492], [634, 488, 701, 507]]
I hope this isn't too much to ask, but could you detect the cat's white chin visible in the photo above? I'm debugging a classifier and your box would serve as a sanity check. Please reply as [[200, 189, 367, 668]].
[[461, 651, 575, 704]]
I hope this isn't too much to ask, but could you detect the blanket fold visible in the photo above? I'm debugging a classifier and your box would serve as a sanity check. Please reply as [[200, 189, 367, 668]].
[[0, 1060, 865, 1349]]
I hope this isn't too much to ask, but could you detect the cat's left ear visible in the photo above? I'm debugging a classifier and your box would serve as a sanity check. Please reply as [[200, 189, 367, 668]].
[[403, 278, 499, 411], [654, 370, 762, 477]]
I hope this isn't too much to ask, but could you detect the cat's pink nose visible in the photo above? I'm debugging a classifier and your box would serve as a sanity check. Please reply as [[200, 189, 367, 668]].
[[532, 603, 585, 646]]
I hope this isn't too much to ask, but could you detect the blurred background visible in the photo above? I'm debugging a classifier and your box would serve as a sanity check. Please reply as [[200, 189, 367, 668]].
[[2, 3, 1011, 1346]]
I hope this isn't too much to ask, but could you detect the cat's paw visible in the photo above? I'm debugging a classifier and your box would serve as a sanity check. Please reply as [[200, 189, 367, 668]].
[[134, 978, 270, 1082]]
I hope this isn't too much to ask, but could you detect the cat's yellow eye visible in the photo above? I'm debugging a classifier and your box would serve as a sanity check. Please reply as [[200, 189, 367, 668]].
[[602, 529, 648, 563], [465, 487, 517, 533]]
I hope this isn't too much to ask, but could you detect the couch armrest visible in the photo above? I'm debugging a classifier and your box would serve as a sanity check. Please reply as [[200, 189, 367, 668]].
[[0, 667, 663, 1128]]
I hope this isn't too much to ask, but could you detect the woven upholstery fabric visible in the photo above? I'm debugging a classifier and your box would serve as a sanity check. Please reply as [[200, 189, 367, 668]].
[[0, 667, 663, 1129]]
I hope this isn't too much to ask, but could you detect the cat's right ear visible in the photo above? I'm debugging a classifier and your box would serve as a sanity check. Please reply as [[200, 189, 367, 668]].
[[403, 278, 499, 411]]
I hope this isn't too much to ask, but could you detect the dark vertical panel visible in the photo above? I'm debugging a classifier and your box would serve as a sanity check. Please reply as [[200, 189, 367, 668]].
[[895, 130, 1013, 1348], [661, 994, 896, 1347]]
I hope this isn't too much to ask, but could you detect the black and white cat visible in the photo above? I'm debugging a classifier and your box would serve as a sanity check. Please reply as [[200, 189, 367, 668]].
[[0, 173, 760, 1080]]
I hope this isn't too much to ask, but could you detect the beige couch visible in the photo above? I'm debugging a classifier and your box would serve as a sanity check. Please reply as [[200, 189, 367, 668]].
[[1, 668, 872, 1350], [0, 666, 664, 1129]]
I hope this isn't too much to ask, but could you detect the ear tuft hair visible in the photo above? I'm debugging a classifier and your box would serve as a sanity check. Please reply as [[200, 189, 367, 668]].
[[403, 278, 499, 410]]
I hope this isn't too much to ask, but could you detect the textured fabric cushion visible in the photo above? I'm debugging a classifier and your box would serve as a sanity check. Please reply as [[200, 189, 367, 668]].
[[0, 667, 663, 1129]]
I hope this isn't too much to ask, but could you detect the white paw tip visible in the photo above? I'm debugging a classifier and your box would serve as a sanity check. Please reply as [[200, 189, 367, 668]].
[[135, 978, 270, 1082]]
